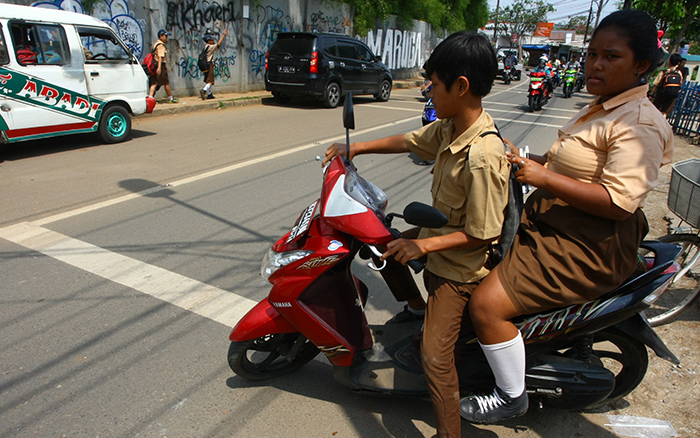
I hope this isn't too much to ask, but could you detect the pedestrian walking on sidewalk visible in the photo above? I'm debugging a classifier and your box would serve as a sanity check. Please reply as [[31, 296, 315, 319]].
[[200, 30, 228, 100], [149, 29, 178, 104]]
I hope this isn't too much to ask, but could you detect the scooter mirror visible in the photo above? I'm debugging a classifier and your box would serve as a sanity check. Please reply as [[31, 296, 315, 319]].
[[343, 92, 355, 130], [403, 202, 448, 229]]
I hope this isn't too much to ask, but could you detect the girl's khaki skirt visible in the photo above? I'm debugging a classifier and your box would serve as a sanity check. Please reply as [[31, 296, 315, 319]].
[[497, 188, 649, 314]]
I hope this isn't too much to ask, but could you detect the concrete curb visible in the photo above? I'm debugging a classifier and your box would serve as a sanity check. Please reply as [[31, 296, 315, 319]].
[[136, 79, 424, 119]]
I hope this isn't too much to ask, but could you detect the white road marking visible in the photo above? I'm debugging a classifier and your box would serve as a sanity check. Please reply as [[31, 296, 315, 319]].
[[0, 222, 257, 327], [0, 115, 421, 328]]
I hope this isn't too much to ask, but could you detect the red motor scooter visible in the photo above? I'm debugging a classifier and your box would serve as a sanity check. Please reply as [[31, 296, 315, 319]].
[[527, 71, 551, 112], [228, 95, 681, 410]]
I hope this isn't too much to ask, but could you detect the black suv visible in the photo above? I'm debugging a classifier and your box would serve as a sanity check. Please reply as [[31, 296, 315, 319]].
[[265, 32, 393, 108]]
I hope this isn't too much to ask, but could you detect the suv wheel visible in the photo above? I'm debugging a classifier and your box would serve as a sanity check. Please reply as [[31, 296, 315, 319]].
[[375, 79, 392, 102], [323, 82, 341, 108]]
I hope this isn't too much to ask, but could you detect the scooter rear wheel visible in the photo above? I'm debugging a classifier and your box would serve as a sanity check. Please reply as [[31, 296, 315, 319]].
[[577, 327, 648, 408], [228, 333, 320, 381]]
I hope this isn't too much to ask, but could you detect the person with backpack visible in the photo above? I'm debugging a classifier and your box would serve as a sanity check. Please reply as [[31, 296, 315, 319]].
[[651, 52, 683, 116], [148, 29, 178, 104], [200, 30, 228, 100], [324, 32, 510, 438]]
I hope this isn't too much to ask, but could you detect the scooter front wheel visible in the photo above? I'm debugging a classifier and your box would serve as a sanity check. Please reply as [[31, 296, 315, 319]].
[[528, 94, 537, 112], [228, 333, 320, 381]]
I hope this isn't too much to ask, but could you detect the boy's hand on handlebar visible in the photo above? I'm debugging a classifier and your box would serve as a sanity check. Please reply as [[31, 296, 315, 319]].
[[323, 143, 351, 166], [381, 238, 426, 265]]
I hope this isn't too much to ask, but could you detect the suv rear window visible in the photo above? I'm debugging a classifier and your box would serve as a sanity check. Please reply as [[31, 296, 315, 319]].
[[270, 34, 315, 57]]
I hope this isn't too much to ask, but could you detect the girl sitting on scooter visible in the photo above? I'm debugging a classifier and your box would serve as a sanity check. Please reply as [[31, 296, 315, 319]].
[[460, 9, 674, 424]]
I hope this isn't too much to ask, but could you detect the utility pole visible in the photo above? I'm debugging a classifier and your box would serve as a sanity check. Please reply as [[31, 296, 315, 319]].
[[493, 0, 500, 44], [583, 1, 593, 47]]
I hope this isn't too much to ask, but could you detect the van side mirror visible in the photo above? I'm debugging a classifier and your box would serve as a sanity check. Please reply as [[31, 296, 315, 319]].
[[373, 55, 382, 62]]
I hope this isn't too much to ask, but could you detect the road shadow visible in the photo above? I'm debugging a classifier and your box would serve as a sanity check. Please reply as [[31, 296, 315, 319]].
[[261, 94, 384, 110], [225, 360, 621, 438], [0, 129, 156, 162]]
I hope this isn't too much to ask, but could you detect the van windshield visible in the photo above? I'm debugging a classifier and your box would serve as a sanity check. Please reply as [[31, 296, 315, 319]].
[[271, 35, 314, 57]]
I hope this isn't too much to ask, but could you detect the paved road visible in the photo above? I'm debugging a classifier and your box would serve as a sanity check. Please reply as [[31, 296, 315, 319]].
[[1, 83, 646, 438]]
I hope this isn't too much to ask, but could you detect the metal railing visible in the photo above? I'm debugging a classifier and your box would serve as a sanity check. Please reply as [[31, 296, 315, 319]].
[[669, 81, 700, 138]]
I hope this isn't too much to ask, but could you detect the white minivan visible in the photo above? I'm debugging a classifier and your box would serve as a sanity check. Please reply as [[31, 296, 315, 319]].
[[0, 4, 154, 144]]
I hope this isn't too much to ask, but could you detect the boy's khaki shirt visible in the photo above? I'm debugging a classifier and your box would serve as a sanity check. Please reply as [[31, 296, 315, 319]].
[[404, 110, 510, 284]]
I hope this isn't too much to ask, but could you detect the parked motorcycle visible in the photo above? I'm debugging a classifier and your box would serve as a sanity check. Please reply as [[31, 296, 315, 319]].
[[562, 68, 577, 98], [228, 95, 681, 414], [528, 71, 551, 111]]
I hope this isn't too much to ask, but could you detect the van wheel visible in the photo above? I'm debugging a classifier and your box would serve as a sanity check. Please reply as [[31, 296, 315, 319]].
[[98, 105, 131, 143], [323, 82, 341, 108], [375, 79, 392, 102]]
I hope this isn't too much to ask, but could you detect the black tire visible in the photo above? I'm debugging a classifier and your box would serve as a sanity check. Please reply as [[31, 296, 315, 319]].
[[375, 79, 392, 102], [322, 82, 341, 108], [98, 105, 131, 143], [644, 234, 700, 327], [515, 71, 522, 81], [579, 328, 649, 408], [272, 92, 292, 104], [228, 333, 320, 381], [536, 94, 543, 110], [528, 94, 537, 112]]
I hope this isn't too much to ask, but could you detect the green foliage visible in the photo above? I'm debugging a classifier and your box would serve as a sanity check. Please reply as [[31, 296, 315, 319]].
[[690, 43, 700, 55], [632, 0, 700, 52], [337, 0, 489, 36], [491, 0, 555, 41]]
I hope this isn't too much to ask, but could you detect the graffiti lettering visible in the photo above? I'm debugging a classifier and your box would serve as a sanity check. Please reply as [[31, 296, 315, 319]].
[[167, 0, 236, 31], [249, 49, 266, 76], [364, 28, 423, 70], [308, 11, 350, 33], [177, 54, 236, 81], [32, 1, 145, 59]]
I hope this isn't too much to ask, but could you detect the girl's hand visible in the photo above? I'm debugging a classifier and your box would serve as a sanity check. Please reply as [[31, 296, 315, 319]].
[[381, 239, 426, 265], [323, 142, 352, 166], [507, 154, 549, 188]]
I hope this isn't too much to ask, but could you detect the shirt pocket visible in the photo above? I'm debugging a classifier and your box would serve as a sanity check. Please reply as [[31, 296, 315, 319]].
[[433, 181, 466, 226]]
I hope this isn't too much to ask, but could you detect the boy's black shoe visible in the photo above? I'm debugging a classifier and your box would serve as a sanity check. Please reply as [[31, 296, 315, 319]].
[[207, 94, 216, 99], [460, 387, 528, 424], [200, 89, 206, 100], [385, 305, 424, 324]]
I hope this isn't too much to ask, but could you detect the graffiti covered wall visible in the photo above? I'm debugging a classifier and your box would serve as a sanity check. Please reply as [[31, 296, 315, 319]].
[[22, 0, 441, 95]]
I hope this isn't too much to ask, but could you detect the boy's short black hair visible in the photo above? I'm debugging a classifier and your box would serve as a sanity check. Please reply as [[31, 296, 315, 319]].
[[424, 31, 497, 97], [669, 53, 683, 66]]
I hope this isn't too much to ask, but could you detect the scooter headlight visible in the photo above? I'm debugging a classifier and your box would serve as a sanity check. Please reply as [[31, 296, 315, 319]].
[[261, 249, 313, 280]]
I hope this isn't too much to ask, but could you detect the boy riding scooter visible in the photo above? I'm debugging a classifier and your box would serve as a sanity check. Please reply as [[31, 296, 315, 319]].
[[324, 31, 509, 438]]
